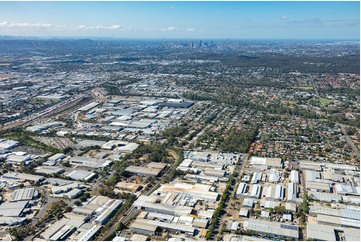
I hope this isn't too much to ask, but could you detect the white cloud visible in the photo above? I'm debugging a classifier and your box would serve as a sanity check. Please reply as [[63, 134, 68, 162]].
[[170, 6, 175, 10], [186, 28, 195, 31], [108, 25, 122, 30], [0, 21, 53, 28], [78, 24, 122, 30], [78, 25, 87, 30], [161, 26, 177, 32], [281, 16, 288, 20]]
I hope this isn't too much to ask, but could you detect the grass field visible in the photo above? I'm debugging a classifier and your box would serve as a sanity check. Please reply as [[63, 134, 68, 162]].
[[319, 98, 333, 105]]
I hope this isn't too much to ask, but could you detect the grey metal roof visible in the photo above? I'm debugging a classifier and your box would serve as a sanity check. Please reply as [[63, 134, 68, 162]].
[[10, 188, 35, 202]]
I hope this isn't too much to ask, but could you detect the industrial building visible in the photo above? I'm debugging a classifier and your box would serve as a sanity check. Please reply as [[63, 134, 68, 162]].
[[243, 219, 299, 239], [309, 206, 360, 221], [156, 182, 219, 202], [316, 214, 360, 228], [203, 168, 225, 178], [76, 225, 102, 241], [35, 166, 64, 175], [0, 139, 19, 150], [131, 218, 196, 236], [133, 195, 193, 216], [0, 201, 28, 217], [290, 170, 299, 184], [129, 219, 159, 236], [10, 188, 37, 202], [0, 217, 26, 226], [126, 166, 161, 177], [334, 184, 360, 196], [69, 156, 112, 168], [306, 181, 331, 193], [25, 121, 65, 133], [306, 223, 360, 241], [115, 182, 142, 192], [101, 140, 128, 150], [309, 191, 342, 202], [192, 218, 209, 229], [274, 185, 285, 200], [77, 139, 106, 148], [287, 182, 297, 202], [6, 154, 32, 165], [126, 162, 167, 177], [250, 157, 283, 168], [249, 184, 262, 198], [1, 172, 44, 183], [43, 153, 65, 166], [261, 200, 280, 209], [94, 199, 123, 225], [262, 185, 285, 201], [242, 198, 254, 208], [146, 212, 174, 223], [236, 182, 248, 198], [40, 218, 73, 241], [239, 208, 249, 217], [66, 170, 96, 181], [250, 172, 262, 184], [267, 169, 280, 183], [299, 160, 322, 171]]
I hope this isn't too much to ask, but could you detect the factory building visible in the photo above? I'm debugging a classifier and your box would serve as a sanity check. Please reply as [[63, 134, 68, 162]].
[[94, 199, 123, 225], [268, 169, 280, 183], [290, 170, 299, 184], [274, 185, 285, 201], [66, 170, 96, 181], [250, 172, 262, 184], [69, 156, 112, 168], [243, 219, 299, 239], [250, 157, 283, 168], [306, 223, 360, 241], [249, 184, 262, 198], [133, 195, 193, 217], [334, 184, 360, 196], [156, 182, 219, 202], [1, 172, 44, 183], [76, 225, 102, 241], [0, 201, 28, 217], [309, 206, 360, 221], [236, 183, 248, 198], [131, 218, 195, 236], [0, 139, 19, 150], [43, 153, 65, 166], [129, 219, 159, 236], [35, 166, 64, 175], [10, 188, 37, 202], [287, 183, 297, 203], [115, 182, 142, 193]]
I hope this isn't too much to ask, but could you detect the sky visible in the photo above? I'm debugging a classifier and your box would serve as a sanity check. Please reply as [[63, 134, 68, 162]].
[[0, 1, 359, 39]]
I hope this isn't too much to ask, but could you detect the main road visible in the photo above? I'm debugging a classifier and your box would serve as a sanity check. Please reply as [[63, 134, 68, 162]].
[[97, 148, 181, 241], [212, 153, 248, 240]]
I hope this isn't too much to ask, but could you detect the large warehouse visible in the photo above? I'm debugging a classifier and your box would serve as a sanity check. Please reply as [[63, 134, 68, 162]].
[[243, 219, 299, 239]]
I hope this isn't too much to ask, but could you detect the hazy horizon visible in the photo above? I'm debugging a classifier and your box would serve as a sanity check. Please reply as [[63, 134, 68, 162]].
[[0, 1, 359, 39]]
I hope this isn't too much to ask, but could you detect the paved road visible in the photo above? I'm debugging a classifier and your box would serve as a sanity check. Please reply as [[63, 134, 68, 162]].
[[213, 153, 248, 240], [98, 149, 180, 241], [145, 148, 180, 196]]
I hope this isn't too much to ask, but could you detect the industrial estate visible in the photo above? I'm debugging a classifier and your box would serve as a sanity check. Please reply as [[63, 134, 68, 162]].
[[0, 2, 360, 241]]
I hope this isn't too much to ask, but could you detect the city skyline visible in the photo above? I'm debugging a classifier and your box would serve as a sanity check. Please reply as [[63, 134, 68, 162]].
[[0, 1, 359, 39]]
